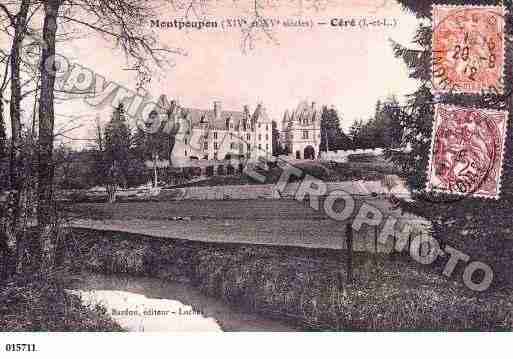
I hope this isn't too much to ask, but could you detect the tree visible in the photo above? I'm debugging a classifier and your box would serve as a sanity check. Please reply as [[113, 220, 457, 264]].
[[370, 96, 404, 148], [349, 119, 364, 149], [380, 96, 404, 148], [271, 120, 287, 156], [320, 106, 352, 151], [131, 97, 183, 186], [37, 0, 63, 272], [0, 98, 6, 165], [102, 104, 132, 202], [349, 117, 377, 149], [0, 0, 45, 275], [389, 0, 513, 287], [349, 97, 404, 149], [34, 0, 172, 272]]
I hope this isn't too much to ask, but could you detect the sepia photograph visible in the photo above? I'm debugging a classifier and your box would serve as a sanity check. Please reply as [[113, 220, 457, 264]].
[[0, 0, 512, 356]]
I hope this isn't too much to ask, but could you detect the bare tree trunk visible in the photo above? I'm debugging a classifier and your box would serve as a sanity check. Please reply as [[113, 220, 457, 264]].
[[0, 98, 7, 190], [9, 0, 30, 274], [0, 98, 6, 165], [106, 162, 118, 203], [37, 0, 62, 273], [0, 97, 11, 276], [107, 184, 117, 203]]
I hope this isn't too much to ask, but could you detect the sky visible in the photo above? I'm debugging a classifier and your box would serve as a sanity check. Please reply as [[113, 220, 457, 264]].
[[2, 0, 422, 146]]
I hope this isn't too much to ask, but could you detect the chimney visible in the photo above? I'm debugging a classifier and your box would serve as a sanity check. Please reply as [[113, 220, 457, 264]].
[[214, 101, 222, 120], [243, 105, 250, 118]]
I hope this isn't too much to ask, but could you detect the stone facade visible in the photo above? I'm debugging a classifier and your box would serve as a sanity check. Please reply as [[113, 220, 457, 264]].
[[280, 101, 321, 160], [150, 96, 274, 168]]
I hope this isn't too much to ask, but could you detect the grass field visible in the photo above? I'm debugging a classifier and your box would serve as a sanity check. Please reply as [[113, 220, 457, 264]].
[[67, 197, 428, 252]]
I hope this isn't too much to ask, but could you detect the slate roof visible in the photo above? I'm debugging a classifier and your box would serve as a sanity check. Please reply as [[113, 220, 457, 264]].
[[282, 101, 321, 129], [182, 108, 248, 130], [153, 95, 271, 131]]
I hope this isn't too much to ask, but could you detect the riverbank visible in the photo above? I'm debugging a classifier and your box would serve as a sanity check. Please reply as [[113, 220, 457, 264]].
[[69, 272, 295, 331], [62, 228, 513, 331], [0, 271, 122, 332]]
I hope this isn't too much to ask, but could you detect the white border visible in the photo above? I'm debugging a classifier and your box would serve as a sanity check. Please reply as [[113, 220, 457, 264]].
[[0, 332, 511, 359]]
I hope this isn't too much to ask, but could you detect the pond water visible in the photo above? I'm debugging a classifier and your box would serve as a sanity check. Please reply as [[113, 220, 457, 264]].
[[67, 272, 295, 332]]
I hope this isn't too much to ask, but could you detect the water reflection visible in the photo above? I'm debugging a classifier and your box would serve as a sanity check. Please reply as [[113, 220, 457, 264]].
[[68, 273, 293, 332]]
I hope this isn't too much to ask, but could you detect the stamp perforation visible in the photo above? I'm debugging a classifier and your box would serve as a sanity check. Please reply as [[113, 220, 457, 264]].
[[425, 103, 509, 200], [431, 4, 507, 96]]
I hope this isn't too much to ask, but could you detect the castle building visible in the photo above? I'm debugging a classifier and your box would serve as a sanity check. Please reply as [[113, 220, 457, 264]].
[[280, 101, 321, 160], [149, 96, 273, 168]]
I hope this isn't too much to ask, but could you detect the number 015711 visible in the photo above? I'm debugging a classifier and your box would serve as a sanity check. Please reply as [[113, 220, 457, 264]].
[[5, 344, 37, 352]]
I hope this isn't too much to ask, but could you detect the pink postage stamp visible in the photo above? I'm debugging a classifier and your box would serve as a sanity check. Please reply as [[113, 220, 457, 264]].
[[432, 5, 505, 94], [426, 104, 508, 199]]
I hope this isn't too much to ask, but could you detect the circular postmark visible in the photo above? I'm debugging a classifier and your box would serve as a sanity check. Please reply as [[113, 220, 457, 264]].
[[424, 104, 507, 202], [432, 6, 505, 95]]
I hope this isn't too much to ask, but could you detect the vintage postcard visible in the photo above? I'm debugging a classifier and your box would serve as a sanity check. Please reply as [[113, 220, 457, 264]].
[[0, 0, 512, 356]]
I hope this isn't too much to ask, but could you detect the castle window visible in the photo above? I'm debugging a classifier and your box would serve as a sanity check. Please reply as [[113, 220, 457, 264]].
[[204, 142, 208, 150], [230, 142, 235, 149], [213, 132, 218, 139], [258, 134, 262, 141], [214, 142, 218, 150], [266, 124, 269, 131], [185, 150, 187, 156], [265, 134, 269, 141], [302, 130, 309, 139], [246, 134, 251, 141], [258, 144, 262, 150], [266, 144, 269, 150], [247, 144, 251, 151]]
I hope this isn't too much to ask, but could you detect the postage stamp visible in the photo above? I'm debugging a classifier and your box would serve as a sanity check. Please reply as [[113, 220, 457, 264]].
[[426, 104, 508, 199], [432, 5, 505, 94]]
